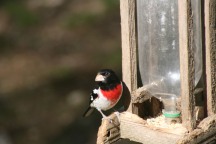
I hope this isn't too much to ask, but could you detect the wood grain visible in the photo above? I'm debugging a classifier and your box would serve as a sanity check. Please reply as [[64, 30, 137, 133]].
[[178, 0, 196, 131], [120, 0, 137, 113], [131, 86, 153, 103], [120, 112, 185, 144], [205, 0, 216, 116], [177, 114, 216, 144], [97, 114, 120, 144], [120, 0, 137, 92]]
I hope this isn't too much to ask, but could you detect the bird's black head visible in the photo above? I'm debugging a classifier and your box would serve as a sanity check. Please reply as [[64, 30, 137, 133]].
[[95, 69, 120, 86]]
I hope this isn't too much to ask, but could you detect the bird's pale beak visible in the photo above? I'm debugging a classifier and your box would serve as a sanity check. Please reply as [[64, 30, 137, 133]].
[[95, 74, 104, 82]]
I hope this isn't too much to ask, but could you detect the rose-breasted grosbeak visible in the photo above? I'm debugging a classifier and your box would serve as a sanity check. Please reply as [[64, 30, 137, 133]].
[[83, 69, 123, 119]]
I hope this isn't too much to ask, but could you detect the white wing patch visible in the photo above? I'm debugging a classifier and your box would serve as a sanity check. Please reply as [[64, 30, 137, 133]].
[[93, 89, 98, 94], [91, 89, 98, 101]]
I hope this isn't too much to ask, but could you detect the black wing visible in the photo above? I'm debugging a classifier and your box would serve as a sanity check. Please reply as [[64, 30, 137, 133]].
[[83, 87, 99, 117], [89, 88, 99, 104], [83, 107, 95, 117]]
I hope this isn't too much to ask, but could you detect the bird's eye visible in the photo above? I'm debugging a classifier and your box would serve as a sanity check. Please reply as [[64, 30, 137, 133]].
[[104, 72, 110, 76]]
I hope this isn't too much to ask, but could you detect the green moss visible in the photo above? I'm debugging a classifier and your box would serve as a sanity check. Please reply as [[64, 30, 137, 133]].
[[5, 2, 39, 27]]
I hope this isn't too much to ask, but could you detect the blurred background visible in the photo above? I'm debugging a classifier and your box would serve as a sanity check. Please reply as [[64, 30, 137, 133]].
[[0, 0, 122, 144]]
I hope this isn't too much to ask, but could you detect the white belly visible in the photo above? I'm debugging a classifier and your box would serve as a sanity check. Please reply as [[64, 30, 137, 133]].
[[90, 89, 117, 110]]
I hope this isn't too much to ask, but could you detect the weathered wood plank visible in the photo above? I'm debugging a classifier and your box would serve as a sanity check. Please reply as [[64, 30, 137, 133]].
[[131, 86, 153, 103], [120, 112, 185, 144], [205, 0, 216, 116], [131, 79, 169, 103], [177, 114, 216, 144], [120, 0, 137, 113], [97, 112, 216, 144], [120, 0, 137, 93], [97, 114, 120, 144], [178, 0, 196, 131]]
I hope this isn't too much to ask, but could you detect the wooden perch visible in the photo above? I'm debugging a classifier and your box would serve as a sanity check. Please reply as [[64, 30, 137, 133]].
[[97, 112, 216, 144], [97, 112, 187, 144], [120, 112, 186, 144], [97, 114, 120, 144]]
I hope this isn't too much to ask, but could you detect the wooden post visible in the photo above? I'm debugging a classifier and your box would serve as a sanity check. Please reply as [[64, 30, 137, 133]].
[[205, 0, 216, 116], [97, 114, 120, 144], [120, 0, 137, 113], [178, 0, 196, 131]]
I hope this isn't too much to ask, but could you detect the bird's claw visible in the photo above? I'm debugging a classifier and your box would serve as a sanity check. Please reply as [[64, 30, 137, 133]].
[[114, 111, 120, 122], [102, 116, 114, 123], [101, 112, 120, 124]]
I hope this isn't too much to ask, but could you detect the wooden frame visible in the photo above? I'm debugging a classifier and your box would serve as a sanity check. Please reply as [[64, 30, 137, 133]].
[[121, 0, 137, 94], [205, 0, 216, 116], [178, 0, 196, 131], [120, 0, 138, 114], [96, 0, 216, 143]]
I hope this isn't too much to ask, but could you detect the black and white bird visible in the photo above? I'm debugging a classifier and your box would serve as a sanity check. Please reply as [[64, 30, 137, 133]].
[[83, 69, 123, 119]]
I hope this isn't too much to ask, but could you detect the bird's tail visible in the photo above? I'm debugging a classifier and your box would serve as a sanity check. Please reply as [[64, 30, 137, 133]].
[[83, 107, 95, 117]]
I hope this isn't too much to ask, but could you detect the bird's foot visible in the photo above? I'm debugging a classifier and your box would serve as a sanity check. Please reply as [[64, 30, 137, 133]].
[[102, 116, 114, 123], [114, 111, 120, 122]]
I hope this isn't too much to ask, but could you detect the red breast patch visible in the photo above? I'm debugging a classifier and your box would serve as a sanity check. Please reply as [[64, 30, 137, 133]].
[[100, 84, 122, 102]]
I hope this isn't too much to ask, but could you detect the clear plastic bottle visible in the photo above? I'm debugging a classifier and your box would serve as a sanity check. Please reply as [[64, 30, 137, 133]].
[[137, 0, 180, 111], [136, 0, 202, 119]]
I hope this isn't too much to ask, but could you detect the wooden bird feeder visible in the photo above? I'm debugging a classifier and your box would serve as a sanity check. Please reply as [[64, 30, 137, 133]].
[[97, 0, 216, 143]]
